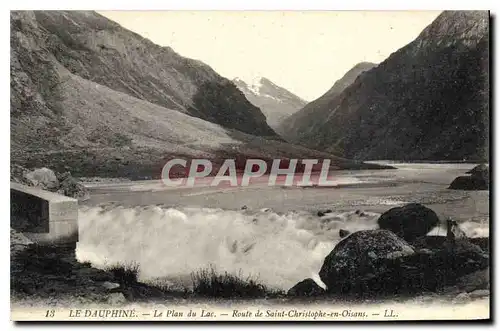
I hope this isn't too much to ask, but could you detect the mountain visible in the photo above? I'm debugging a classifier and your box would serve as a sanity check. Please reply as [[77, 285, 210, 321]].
[[11, 10, 277, 139], [279, 62, 376, 141], [233, 77, 307, 134], [10, 11, 390, 178], [279, 11, 489, 162]]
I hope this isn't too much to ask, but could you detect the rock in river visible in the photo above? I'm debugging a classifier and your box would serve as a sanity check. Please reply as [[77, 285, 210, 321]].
[[339, 229, 351, 238], [377, 203, 440, 242], [466, 164, 489, 177], [448, 175, 488, 190], [449, 164, 489, 190]]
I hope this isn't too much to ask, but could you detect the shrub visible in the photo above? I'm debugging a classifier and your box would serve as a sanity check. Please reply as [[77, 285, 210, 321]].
[[190, 265, 275, 299], [106, 262, 140, 285]]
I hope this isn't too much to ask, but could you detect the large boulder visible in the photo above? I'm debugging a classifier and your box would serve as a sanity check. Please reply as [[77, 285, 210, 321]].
[[377, 203, 440, 242], [287, 278, 325, 297], [449, 164, 489, 190], [24, 167, 59, 190], [319, 229, 415, 294], [319, 229, 489, 298], [396, 238, 489, 293], [448, 175, 488, 190]]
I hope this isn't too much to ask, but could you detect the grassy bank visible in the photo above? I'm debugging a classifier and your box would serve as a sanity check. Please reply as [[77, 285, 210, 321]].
[[10, 242, 285, 305]]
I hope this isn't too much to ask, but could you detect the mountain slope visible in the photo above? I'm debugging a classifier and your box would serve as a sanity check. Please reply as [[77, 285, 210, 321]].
[[233, 77, 307, 133], [281, 11, 489, 161], [11, 11, 390, 178], [279, 62, 376, 141], [12, 10, 277, 138]]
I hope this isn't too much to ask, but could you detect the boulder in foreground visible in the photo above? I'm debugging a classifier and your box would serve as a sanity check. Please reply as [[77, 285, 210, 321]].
[[319, 228, 489, 298], [287, 278, 325, 297], [377, 203, 440, 242], [319, 229, 415, 293]]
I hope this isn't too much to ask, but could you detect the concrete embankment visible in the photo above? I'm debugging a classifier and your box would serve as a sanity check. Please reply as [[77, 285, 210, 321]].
[[11, 182, 79, 244]]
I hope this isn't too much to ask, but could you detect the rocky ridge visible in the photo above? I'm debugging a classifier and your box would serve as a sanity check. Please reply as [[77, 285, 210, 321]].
[[280, 11, 489, 161]]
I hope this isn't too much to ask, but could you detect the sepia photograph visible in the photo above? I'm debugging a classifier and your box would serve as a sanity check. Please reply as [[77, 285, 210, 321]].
[[9, 8, 490, 321]]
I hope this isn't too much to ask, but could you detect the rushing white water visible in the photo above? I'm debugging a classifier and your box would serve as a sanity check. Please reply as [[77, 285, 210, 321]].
[[75, 204, 488, 291]]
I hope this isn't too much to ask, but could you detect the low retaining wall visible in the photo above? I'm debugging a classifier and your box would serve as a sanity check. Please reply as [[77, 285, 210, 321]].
[[10, 182, 78, 244]]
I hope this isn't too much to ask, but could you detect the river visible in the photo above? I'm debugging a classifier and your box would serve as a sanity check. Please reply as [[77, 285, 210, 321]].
[[75, 163, 489, 291]]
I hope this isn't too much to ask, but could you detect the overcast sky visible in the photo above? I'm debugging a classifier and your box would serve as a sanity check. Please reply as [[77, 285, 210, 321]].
[[99, 11, 441, 101]]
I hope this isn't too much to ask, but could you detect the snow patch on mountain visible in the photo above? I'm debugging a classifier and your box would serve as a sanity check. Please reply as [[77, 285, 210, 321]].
[[232, 77, 307, 134], [247, 77, 264, 95]]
